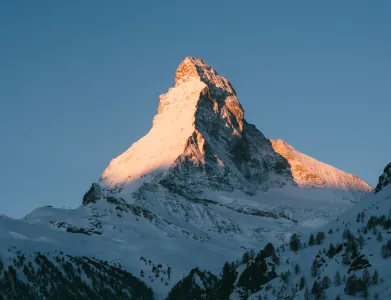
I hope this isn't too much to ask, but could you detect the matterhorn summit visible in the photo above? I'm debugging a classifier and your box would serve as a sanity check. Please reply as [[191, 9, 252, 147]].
[[99, 57, 293, 199], [99, 57, 371, 204]]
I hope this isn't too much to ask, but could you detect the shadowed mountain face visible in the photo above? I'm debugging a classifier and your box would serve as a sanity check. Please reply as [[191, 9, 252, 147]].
[[375, 162, 391, 193]]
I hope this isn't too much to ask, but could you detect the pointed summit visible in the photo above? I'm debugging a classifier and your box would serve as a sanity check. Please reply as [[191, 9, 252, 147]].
[[175, 57, 206, 86], [175, 57, 236, 95], [99, 57, 291, 196], [160, 57, 243, 130], [174, 57, 244, 132]]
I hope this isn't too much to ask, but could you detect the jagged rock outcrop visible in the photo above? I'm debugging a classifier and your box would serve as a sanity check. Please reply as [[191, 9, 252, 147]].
[[375, 162, 391, 193], [236, 243, 278, 293], [166, 243, 279, 300], [166, 268, 218, 300], [82, 183, 102, 205]]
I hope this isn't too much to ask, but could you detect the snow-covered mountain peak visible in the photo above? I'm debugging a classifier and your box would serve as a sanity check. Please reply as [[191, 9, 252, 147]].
[[271, 138, 373, 199], [175, 56, 236, 93], [93, 57, 373, 263], [174, 56, 207, 87], [100, 57, 291, 196], [161, 56, 244, 130]]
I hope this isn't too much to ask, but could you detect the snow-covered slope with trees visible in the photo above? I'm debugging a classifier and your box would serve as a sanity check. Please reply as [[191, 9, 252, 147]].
[[164, 162, 391, 300]]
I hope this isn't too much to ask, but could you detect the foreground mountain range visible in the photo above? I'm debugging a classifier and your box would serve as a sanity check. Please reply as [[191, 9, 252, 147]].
[[0, 57, 386, 300]]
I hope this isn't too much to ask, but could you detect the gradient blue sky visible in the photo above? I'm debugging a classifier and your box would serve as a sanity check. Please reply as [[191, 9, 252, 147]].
[[1, 1, 390, 218]]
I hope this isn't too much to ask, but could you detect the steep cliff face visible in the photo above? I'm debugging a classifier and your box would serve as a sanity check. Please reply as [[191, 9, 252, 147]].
[[99, 57, 292, 199], [271, 139, 373, 201], [375, 162, 391, 193]]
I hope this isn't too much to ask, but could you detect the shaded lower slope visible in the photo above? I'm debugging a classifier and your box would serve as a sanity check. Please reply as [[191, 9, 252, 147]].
[[0, 250, 154, 300]]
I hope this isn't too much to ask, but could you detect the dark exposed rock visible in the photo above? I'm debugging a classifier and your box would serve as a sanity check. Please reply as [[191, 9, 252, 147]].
[[166, 268, 218, 300], [344, 275, 367, 295], [375, 162, 391, 193], [348, 254, 371, 273], [82, 183, 102, 205], [237, 243, 278, 293]]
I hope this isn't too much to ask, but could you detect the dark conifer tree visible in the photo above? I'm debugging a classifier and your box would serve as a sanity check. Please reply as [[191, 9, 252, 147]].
[[308, 234, 315, 246], [311, 259, 318, 277], [311, 280, 321, 296], [294, 264, 300, 274], [334, 271, 342, 286], [327, 243, 336, 258], [299, 276, 306, 291], [216, 262, 237, 300], [289, 234, 300, 252], [372, 270, 379, 285], [322, 276, 331, 289]]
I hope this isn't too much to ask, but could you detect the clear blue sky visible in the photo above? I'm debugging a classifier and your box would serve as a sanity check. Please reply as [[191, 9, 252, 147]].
[[1, 1, 390, 218]]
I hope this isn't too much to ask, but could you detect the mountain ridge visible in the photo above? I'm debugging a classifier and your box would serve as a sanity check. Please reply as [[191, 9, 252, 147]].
[[99, 57, 371, 202], [271, 138, 373, 201]]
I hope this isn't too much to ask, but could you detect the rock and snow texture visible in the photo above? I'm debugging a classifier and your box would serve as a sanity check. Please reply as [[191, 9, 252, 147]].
[[271, 139, 373, 201], [99, 56, 293, 198], [99, 56, 371, 203], [375, 162, 391, 193]]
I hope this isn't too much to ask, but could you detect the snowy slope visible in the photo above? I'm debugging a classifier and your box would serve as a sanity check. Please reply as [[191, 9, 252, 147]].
[[99, 79, 208, 193], [165, 163, 391, 300], [243, 164, 391, 299], [271, 139, 373, 202]]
